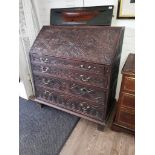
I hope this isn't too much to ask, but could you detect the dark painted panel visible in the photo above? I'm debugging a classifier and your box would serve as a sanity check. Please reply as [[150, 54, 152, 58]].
[[50, 6, 114, 26]]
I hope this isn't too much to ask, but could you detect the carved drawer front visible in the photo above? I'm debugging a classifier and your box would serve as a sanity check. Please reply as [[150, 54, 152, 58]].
[[35, 86, 104, 121], [31, 63, 108, 88], [33, 74, 106, 104], [73, 72, 108, 89], [30, 53, 109, 75], [69, 83, 106, 104], [34, 75, 67, 92], [122, 76, 135, 92], [120, 92, 135, 109], [117, 109, 135, 129]]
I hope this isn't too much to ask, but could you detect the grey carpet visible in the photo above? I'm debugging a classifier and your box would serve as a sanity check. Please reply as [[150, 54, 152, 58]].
[[19, 97, 79, 155]]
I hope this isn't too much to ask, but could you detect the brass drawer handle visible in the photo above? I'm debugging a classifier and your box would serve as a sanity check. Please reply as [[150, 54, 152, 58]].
[[80, 75, 91, 82], [80, 87, 93, 93], [80, 65, 93, 70], [80, 65, 92, 69], [43, 90, 51, 96], [71, 84, 93, 94], [42, 78, 50, 84], [95, 97, 102, 100], [80, 102, 86, 107], [41, 66, 49, 73], [82, 105, 90, 111], [84, 105, 90, 109], [80, 103, 84, 106], [87, 106, 90, 109], [79, 102, 91, 111], [82, 107, 87, 111], [40, 57, 48, 63]]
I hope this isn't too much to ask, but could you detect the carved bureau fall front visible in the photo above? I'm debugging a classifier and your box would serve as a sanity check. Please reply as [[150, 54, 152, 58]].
[[29, 26, 124, 130]]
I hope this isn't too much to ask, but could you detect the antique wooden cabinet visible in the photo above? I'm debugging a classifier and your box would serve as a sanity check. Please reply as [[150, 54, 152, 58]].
[[112, 53, 135, 134], [29, 26, 124, 130]]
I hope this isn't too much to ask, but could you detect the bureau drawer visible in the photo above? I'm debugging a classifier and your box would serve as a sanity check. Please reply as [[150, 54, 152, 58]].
[[35, 86, 105, 121], [33, 74, 107, 104], [31, 63, 109, 89], [119, 92, 135, 109], [122, 76, 135, 92], [68, 82, 106, 104], [117, 109, 135, 130], [30, 53, 109, 75]]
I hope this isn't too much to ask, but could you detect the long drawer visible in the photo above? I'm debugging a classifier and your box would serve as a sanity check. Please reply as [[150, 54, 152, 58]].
[[119, 92, 135, 109], [30, 53, 110, 76], [122, 76, 135, 92], [35, 86, 105, 121], [31, 63, 109, 89], [33, 74, 107, 104]]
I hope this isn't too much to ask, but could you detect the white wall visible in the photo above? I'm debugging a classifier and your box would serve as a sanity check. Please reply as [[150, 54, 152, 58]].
[[33, 0, 135, 100], [111, 0, 135, 99], [33, 0, 84, 27]]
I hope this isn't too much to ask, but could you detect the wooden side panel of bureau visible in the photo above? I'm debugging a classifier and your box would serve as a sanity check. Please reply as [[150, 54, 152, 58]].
[[29, 26, 125, 130], [112, 53, 135, 134]]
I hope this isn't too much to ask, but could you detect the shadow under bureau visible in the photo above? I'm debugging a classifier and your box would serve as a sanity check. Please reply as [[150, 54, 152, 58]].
[[29, 26, 124, 130]]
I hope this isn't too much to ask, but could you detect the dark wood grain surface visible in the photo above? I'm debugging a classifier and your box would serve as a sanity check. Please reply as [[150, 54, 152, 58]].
[[30, 26, 124, 65]]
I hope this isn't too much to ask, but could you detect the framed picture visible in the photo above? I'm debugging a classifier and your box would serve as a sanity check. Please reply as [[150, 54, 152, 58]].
[[117, 0, 135, 19]]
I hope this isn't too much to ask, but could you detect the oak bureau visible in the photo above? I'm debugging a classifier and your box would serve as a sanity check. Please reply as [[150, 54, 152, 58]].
[[29, 26, 124, 130]]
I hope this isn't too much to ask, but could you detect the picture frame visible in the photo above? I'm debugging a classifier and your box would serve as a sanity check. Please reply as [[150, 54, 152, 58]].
[[117, 0, 135, 19]]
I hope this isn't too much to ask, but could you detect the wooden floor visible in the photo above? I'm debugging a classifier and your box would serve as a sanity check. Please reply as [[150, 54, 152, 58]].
[[60, 119, 135, 155]]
